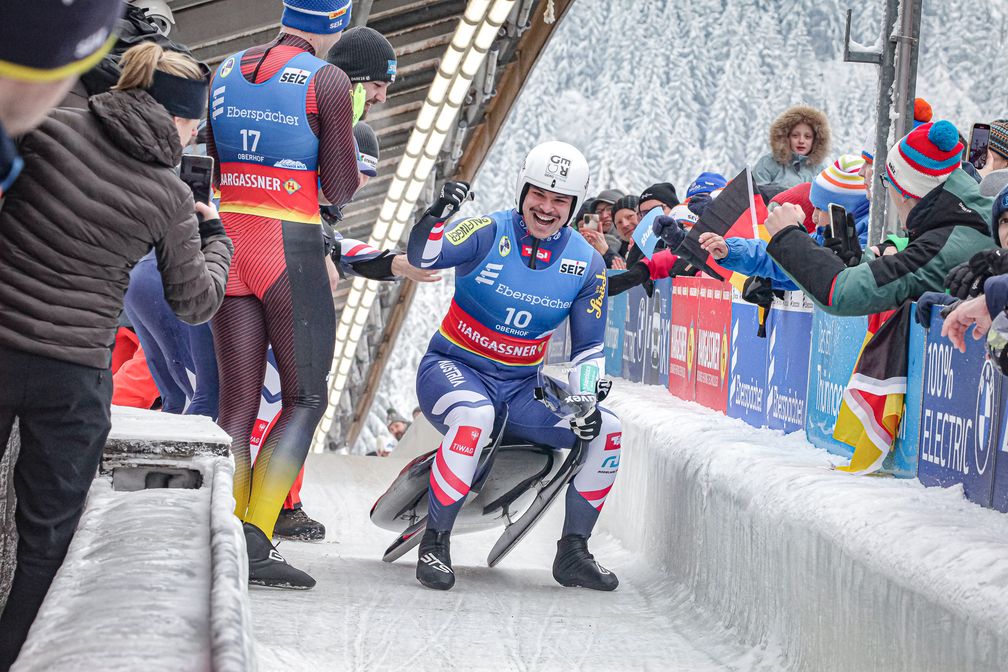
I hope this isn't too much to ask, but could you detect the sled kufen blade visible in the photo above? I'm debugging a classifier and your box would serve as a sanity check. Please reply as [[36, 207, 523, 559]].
[[486, 439, 587, 568], [382, 516, 427, 563]]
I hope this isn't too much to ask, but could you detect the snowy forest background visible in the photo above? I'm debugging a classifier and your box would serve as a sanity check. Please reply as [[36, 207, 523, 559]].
[[355, 0, 1008, 452]]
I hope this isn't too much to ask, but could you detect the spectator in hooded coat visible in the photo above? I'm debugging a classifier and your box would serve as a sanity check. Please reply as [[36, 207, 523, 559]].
[[752, 105, 831, 189]]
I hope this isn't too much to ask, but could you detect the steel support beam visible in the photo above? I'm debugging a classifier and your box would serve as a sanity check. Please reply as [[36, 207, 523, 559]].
[[340, 0, 577, 451]]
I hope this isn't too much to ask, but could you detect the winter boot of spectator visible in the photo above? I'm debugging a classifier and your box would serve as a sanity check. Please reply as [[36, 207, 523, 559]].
[[274, 506, 326, 541], [416, 529, 455, 590], [244, 523, 316, 590], [552, 534, 619, 591]]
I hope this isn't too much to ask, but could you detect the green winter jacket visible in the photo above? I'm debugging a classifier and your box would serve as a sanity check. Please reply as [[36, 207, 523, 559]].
[[765, 169, 994, 316]]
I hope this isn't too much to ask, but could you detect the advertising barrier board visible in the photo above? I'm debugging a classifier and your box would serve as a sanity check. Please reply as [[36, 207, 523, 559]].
[[604, 293, 627, 378], [918, 311, 1000, 507], [765, 292, 813, 434], [622, 284, 649, 383], [644, 278, 672, 387], [804, 311, 867, 458], [693, 279, 732, 412], [668, 278, 698, 401], [886, 315, 926, 478], [726, 298, 768, 427]]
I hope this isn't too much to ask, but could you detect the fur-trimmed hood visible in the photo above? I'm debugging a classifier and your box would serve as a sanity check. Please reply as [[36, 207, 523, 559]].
[[768, 105, 831, 167]]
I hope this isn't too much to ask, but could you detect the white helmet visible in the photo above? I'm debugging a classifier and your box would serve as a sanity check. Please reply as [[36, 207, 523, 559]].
[[130, 0, 175, 36], [515, 140, 590, 227]]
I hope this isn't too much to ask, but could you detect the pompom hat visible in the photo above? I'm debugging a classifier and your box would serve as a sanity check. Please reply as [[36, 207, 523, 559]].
[[809, 154, 868, 214], [885, 121, 964, 200], [282, 0, 353, 36]]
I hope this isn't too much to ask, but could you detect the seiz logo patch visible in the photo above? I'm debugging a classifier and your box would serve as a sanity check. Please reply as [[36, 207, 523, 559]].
[[279, 67, 311, 85], [498, 235, 511, 258], [521, 245, 551, 263], [559, 258, 586, 276], [449, 426, 482, 456], [387, 59, 398, 83], [283, 179, 302, 195], [605, 432, 621, 451], [446, 217, 492, 245]]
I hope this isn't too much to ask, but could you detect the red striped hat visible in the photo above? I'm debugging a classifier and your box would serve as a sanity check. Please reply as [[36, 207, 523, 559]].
[[885, 121, 963, 200]]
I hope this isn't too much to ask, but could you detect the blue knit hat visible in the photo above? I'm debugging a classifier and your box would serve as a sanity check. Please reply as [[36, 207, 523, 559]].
[[686, 172, 727, 199], [282, 0, 352, 35], [993, 184, 1008, 243]]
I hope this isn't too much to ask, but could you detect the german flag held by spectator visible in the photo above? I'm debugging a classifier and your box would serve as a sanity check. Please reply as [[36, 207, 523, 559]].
[[833, 303, 912, 474]]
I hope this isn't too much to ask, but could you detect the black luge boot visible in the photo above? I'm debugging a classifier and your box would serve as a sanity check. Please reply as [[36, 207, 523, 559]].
[[416, 529, 455, 590], [274, 507, 326, 541], [552, 534, 619, 591], [244, 522, 316, 590]]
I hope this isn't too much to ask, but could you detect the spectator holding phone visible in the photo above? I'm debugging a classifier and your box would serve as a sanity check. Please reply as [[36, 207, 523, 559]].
[[752, 105, 831, 189], [763, 121, 993, 316], [689, 156, 868, 290], [0, 41, 230, 668], [978, 120, 1008, 195]]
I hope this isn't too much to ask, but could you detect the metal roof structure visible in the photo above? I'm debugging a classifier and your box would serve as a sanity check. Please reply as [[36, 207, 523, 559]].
[[167, 0, 573, 449]]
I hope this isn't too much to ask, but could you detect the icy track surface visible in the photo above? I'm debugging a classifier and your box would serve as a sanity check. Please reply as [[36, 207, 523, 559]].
[[249, 453, 784, 671]]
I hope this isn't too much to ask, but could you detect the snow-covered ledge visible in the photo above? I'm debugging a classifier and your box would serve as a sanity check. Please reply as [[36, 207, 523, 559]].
[[600, 382, 1008, 672], [11, 409, 254, 672]]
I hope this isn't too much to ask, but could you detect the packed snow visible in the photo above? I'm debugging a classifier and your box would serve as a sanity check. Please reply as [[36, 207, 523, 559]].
[[251, 377, 1008, 671]]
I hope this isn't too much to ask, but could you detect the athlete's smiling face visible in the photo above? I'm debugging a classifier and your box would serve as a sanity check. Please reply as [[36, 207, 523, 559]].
[[522, 186, 573, 240]]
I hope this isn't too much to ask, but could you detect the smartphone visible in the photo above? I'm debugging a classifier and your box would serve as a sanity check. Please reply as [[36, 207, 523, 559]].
[[180, 155, 214, 205], [829, 203, 853, 251], [581, 213, 600, 232], [969, 123, 991, 169]]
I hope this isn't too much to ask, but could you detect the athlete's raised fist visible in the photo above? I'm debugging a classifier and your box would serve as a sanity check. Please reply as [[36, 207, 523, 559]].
[[426, 180, 472, 220]]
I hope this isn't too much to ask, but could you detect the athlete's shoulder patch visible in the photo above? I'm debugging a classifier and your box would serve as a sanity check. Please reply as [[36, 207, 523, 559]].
[[446, 217, 492, 246]]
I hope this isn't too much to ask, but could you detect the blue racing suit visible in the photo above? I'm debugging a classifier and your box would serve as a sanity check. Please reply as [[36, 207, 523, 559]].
[[407, 208, 622, 536]]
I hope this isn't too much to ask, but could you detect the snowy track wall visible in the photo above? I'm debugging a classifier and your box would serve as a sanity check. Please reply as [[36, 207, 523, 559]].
[[11, 409, 254, 672], [599, 385, 1008, 672]]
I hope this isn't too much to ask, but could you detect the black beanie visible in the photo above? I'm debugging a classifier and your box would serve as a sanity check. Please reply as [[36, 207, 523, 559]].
[[611, 195, 640, 219], [353, 121, 380, 176], [0, 0, 124, 82], [327, 27, 397, 83], [639, 182, 679, 209]]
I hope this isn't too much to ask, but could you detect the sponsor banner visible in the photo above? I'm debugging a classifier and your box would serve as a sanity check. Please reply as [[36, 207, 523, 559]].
[[440, 300, 550, 366], [726, 298, 768, 427], [668, 278, 698, 401], [644, 278, 672, 386], [991, 379, 1008, 512], [885, 314, 926, 478], [804, 310, 868, 458], [622, 284, 649, 383], [765, 292, 813, 434], [918, 310, 1000, 506], [693, 279, 732, 412], [604, 294, 627, 377], [545, 318, 569, 365]]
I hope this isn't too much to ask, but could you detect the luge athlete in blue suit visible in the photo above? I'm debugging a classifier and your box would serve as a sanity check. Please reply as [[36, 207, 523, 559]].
[[406, 141, 622, 592]]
